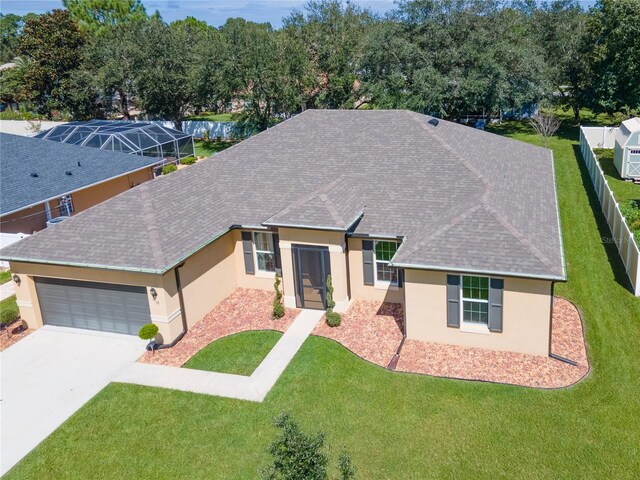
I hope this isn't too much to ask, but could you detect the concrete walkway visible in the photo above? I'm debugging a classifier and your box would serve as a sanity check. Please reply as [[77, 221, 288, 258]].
[[116, 309, 323, 402], [0, 326, 146, 476], [0, 280, 15, 301]]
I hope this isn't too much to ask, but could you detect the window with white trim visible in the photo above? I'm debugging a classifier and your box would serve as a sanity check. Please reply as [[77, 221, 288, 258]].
[[253, 232, 276, 272], [57, 195, 74, 216], [374, 240, 398, 285], [461, 275, 489, 325]]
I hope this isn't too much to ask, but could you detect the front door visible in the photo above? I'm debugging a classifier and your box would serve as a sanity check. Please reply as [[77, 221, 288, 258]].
[[292, 245, 331, 310]]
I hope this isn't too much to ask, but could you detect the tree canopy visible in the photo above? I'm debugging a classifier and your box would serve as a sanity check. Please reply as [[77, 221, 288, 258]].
[[1, 0, 638, 129]]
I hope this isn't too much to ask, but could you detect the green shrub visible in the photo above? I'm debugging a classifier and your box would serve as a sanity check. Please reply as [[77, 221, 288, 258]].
[[162, 164, 177, 175], [273, 273, 285, 319], [0, 296, 20, 327], [180, 156, 196, 165], [261, 413, 328, 480], [138, 323, 159, 341], [260, 412, 355, 480], [326, 311, 341, 327], [325, 275, 336, 311]]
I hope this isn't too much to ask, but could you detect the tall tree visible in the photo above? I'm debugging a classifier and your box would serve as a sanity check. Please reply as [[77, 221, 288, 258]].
[[583, 0, 640, 114], [0, 13, 25, 63], [132, 17, 213, 130], [18, 9, 87, 117], [283, 1, 374, 109], [63, 0, 147, 34]]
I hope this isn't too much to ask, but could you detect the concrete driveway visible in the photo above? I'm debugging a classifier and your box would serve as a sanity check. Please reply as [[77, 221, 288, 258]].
[[0, 326, 145, 475]]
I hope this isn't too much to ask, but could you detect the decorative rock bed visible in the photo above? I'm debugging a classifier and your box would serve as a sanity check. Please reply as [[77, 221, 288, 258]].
[[0, 321, 33, 352], [139, 288, 298, 367], [139, 288, 588, 389]]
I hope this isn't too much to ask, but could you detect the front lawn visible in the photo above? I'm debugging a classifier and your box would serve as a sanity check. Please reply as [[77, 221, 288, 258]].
[[0, 269, 12, 284], [183, 330, 282, 376], [6, 120, 640, 479], [0, 295, 19, 325]]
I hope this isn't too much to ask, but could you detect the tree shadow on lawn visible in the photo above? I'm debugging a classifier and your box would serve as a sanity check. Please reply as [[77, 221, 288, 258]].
[[572, 144, 635, 293]]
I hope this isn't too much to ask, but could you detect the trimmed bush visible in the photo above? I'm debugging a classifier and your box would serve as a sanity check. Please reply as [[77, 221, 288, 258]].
[[273, 273, 285, 319], [162, 164, 177, 175], [325, 275, 336, 311], [138, 323, 159, 341], [326, 311, 341, 327], [180, 156, 196, 165]]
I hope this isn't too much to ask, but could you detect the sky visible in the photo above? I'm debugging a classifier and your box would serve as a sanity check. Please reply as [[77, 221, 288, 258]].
[[0, 0, 396, 27], [0, 0, 599, 28]]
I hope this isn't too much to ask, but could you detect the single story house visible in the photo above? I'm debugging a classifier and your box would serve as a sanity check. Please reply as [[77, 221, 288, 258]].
[[0, 110, 566, 357], [0, 133, 163, 234]]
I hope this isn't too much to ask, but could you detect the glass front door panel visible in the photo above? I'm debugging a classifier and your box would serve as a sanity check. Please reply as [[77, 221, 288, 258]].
[[293, 245, 330, 310]]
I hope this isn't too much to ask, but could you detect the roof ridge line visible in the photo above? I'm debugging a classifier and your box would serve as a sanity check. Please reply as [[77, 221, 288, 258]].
[[139, 183, 167, 268], [482, 203, 559, 274], [406, 111, 492, 198], [394, 204, 484, 260]]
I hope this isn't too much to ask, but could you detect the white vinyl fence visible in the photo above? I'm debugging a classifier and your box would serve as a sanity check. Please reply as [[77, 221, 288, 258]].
[[580, 126, 640, 296]]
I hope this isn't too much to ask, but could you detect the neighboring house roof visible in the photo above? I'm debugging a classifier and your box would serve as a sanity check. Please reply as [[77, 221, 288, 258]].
[[0, 110, 566, 281], [0, 133, 162, 216]]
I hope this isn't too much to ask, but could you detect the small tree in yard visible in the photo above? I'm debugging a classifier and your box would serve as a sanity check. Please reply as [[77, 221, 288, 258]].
[[325, 275, 341, 327], [139, 323, 159, 352], [260, 412, 355, 480], [530, 112, 562, 147], [273, 273, 285, 319]]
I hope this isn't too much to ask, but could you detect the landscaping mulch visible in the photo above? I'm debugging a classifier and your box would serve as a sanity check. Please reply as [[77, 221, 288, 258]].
[[0, 321, 33, 352], [139, 288, 299, 367], [396, 297, 589, 389], [313, 301, 404, 367]]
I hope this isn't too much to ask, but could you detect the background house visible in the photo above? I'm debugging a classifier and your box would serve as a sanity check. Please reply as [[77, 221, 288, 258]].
[[0, 133, 163, 234]]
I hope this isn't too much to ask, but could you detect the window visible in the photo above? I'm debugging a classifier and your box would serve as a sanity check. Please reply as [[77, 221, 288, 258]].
[[629, 149, 640, 155], [461, 275, 489, 324], [253, 232, 276, 272], [57, 195, 74, 217], [374, 241, 398, 285]]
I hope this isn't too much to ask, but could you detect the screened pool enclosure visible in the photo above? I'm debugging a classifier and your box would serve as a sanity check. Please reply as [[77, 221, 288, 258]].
[[35, 120, 195, 161]]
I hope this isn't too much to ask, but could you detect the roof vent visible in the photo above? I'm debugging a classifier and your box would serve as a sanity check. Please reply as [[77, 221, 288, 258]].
[[77, 161, 81, 167], [30, 172, 39, 178], [427, 118, 439, 127], [65, 171, 73, 176]]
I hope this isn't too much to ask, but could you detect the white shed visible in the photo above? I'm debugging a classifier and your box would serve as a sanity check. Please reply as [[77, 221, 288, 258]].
[[614, 117, 640, 180]]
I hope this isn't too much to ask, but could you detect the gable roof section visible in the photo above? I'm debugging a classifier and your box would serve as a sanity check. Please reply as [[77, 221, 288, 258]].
[[0, 111, 566, 280], [0, 133, 162, 216]]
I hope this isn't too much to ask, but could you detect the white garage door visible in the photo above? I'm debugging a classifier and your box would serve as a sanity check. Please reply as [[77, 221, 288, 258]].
[[35, 278, 151, 335]]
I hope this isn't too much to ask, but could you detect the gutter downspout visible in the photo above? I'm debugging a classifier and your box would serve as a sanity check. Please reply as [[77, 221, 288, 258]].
[[387, 269, 407, 370], [147, 262, 188, 351]]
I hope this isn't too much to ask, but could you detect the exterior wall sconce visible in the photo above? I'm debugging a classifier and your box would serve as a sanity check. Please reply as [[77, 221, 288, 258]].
[[12, 274, 21, 286], [149, 287, 158, 300]]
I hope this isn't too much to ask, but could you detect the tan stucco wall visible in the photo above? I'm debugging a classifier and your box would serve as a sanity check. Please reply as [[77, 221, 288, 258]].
[[231, 229, 277, 291], [347, 237, 404, 304], [177, 231, 237, 329], [1, 168, 154, 234], [278, 228, 350, 311], [404, 269, 553, 356]]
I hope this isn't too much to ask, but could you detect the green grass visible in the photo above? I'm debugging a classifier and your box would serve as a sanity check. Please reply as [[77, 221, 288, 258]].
[[183, 331, 282, 376], [592, 148, 640, 204], [194, 139, 235, 158], [5, 119, 640, 479], [0, 269, 12, 285], [1, 295, 19, 325], [187, 112, 235, 122]]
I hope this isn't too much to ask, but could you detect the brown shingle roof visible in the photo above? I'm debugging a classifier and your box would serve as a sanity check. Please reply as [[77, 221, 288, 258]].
[[0, 110, 565, 280]]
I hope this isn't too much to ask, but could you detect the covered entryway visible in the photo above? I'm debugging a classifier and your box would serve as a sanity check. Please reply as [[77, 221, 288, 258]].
[[35, 278, 150, 335], [292, 245, 331, 309]]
